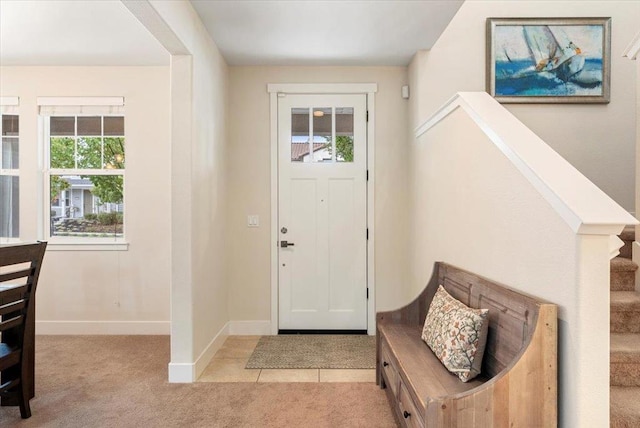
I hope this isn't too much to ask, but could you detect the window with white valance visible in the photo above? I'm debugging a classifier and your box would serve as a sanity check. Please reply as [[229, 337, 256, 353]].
[[39, 97, 126, 243]]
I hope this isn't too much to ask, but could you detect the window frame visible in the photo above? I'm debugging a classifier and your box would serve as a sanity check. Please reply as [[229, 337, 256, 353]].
[[42, 114, 128, 250], [0, 98, 20, 244]]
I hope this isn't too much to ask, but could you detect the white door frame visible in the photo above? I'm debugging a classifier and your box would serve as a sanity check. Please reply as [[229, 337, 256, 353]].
[[268, 83, 377, 335]]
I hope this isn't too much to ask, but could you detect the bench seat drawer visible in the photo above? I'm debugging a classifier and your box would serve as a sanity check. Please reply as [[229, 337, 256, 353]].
[[380, 337, 399, 396], [399, 381, 425, 428]]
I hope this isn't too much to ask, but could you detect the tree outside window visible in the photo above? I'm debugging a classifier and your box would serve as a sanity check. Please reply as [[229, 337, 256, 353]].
[[47, 116, 125, 239]]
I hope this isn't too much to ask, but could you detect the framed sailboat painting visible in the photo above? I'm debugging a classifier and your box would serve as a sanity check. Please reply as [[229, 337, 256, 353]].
[[486, 17, 611, 103]]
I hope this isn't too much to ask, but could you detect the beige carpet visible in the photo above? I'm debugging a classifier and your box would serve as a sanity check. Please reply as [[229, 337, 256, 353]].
[[246, 335, 376, 369], [0, 335, 396, 427]]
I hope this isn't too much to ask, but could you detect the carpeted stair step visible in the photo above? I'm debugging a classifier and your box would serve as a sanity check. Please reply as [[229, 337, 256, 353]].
[[611, 257, 638, 292], [611, 227, 638, 427], [611, 334, 640, 387], [619, 226, 635, 259], [611, 292, 640, 333], [611, 386, 640, 428]]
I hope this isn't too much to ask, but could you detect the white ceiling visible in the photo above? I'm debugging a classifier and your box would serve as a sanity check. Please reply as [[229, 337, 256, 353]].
[[0, 0, 463, 67], [0, 0, 169, 66], [191, 0, 464, 66]]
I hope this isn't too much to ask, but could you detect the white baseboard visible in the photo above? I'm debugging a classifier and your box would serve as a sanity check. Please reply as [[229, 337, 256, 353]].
[[166, 320, 270, 383], [193, 322, 230, 380], [168, 363, 194, 383], [36, 321, 170, 335], [228, 320, 272, 335], [168, 321, 230, 383]]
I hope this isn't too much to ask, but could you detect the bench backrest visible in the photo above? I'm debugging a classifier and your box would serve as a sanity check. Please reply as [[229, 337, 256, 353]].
[[436, 262, 541, 378]]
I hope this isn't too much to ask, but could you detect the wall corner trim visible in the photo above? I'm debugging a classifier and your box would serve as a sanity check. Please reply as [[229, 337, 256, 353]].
[[414, 92, 638, 236]]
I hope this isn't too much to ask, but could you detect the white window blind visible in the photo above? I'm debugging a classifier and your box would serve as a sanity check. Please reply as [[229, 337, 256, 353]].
[[37, 97, 124, 116], [0, 96, 19, 114]]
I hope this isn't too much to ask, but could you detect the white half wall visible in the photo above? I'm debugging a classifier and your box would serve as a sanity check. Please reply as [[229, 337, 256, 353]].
[[0, 66, 171, 334], [144, 0, 231, 382]]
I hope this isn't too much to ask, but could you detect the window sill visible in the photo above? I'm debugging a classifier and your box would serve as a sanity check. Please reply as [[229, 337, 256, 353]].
[[47, 242, 129, 251], [0, 238, 23, 245]]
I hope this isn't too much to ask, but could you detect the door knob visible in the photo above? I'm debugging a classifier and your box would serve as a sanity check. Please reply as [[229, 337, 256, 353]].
[[280, 240, 295, 248]]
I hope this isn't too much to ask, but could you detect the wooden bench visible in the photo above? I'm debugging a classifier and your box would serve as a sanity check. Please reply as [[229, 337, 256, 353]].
[[376, 262, 557, 427]]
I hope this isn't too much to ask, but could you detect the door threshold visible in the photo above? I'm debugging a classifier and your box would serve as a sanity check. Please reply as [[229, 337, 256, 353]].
[[278, 329, 367, 335]]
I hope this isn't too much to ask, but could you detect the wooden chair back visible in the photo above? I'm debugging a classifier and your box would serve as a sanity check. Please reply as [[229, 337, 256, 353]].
[[0, 241, 47, 418]]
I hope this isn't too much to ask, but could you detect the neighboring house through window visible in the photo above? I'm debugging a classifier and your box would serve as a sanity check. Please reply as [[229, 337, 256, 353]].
[[39, 97, 125, 243], [0, 97, 20, 242]]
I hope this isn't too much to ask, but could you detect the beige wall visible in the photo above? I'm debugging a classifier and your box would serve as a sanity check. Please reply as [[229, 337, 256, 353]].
[[0, 66, 171, 330], [227, 66, 410, 323], [412, 0, 640, 213]]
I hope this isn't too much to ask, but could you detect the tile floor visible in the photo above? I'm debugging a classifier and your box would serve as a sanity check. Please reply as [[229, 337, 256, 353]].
[[197, 335, 376, 383]]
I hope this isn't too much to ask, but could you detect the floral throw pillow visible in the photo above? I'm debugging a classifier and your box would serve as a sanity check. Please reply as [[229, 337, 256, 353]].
[[421, 285, 489, 382]]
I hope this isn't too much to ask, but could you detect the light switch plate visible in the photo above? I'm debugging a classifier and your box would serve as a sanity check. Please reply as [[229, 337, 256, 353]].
[[248, 215, 259, 227]]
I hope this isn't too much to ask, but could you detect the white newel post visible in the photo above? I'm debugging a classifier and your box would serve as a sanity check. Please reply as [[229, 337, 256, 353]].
[[573, 233, 612, 427]]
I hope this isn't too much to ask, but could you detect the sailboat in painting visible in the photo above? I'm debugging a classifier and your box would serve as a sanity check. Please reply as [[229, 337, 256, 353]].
[[523, 26, 585, 82], [494, 24, 604, 97]]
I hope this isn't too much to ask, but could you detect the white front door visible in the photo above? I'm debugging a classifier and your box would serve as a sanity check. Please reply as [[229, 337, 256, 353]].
[[278, 93, 368, 331]]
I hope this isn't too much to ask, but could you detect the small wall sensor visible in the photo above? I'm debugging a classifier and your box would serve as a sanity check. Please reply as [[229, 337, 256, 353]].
[[401, 85, 410, 99]]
